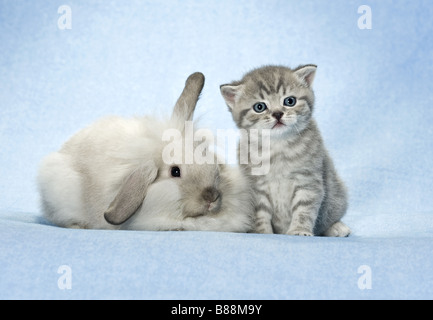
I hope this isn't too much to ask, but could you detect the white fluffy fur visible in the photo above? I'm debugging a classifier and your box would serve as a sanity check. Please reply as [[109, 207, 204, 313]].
[[37, 73, 255, 232]]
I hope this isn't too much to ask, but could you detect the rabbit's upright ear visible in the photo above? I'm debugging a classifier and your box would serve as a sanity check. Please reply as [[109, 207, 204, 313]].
[[104, 163, 158, 225], [170, 72, 205, 129]]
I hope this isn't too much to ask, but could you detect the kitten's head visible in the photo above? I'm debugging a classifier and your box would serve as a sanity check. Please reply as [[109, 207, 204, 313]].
[[220, 65, 316, 138]]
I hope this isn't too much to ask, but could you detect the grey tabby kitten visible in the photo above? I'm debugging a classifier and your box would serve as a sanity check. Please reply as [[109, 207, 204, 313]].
[[220, 65, 350, 236]]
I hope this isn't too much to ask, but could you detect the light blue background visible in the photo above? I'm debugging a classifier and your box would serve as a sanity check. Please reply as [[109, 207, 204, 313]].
[[1, 0, 432, 299]]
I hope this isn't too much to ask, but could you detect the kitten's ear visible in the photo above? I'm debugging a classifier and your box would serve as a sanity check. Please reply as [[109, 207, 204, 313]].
[[294, 65, 317, 88], [220, 84, 243, 110]]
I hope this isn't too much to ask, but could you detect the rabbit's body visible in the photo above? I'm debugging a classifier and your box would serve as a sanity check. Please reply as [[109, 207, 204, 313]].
[[39, 116, 165, 229], [38, 73, 255, 232]]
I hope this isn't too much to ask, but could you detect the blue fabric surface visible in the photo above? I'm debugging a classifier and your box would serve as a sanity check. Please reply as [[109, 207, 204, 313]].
[[1, 0, 433, 299]]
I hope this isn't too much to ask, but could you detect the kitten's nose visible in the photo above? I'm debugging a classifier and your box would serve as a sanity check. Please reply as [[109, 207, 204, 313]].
[[201, 187, 220, 203], [272, 112, 284, 120]]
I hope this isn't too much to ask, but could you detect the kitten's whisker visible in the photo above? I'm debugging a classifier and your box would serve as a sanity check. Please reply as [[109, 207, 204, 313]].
[[294, 124, 301, 138]]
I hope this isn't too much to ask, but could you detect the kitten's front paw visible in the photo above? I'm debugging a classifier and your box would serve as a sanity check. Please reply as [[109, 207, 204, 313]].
[[254, 222, 274, 234], [254, 226, 274, 234], [287, 229, 314, 237]]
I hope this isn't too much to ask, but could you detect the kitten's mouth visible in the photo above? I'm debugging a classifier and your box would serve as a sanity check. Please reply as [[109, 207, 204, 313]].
[[272, 121, 286, 129]]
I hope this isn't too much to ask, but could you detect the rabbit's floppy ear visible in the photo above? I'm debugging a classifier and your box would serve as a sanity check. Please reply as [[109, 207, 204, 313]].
[[104, 162, 158, 225], [170, 72, 205, 129]]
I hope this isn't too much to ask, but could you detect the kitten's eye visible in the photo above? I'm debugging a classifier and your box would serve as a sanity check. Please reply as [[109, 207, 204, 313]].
[[253, 102, 267, 113], [283, 96, 297, 107], [171, 166, 181, 178]]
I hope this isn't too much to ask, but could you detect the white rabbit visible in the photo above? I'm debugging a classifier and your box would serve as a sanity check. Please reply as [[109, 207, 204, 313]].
[[37, 73, 255, 232]]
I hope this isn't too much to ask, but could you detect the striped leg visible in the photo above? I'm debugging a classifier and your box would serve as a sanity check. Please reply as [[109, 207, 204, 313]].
[[253, 188, 274, 234], [287, 183, 324, 236]]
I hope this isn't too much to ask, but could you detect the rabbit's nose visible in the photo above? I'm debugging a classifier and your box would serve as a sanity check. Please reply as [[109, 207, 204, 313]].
[[201, 187, 220, 203]]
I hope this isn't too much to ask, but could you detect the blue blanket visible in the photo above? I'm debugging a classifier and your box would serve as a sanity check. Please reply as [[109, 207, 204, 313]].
[[1, 0, 433, 299]]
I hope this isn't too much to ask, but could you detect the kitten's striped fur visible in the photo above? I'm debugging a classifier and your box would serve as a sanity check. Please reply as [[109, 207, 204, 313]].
[[220, 65, 350, 236]]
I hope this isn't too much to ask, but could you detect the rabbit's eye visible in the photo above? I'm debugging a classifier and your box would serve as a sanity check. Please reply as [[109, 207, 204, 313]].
[[171, 166, 181, 178]]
